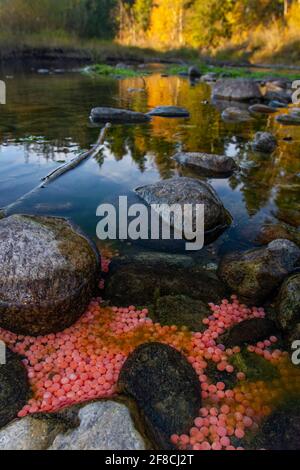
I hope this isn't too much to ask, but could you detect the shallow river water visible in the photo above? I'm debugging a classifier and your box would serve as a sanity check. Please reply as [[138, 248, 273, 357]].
[[0, 67, 299, 257]]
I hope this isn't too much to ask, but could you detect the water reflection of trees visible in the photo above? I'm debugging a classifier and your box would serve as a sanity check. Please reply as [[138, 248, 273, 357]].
[[0, 72, 299, 225]]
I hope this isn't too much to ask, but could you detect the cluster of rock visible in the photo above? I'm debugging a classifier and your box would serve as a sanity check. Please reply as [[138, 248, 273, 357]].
[[1, 69, 300, 451]]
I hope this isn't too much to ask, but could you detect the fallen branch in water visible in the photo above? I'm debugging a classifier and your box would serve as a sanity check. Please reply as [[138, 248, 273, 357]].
[[1, 123, 111, 215], [41, 122, 111, 186]]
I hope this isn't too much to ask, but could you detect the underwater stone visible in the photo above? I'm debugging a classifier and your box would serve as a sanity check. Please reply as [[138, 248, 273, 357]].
[[218, 318, 278, 348], [104, 251, 227, 306]]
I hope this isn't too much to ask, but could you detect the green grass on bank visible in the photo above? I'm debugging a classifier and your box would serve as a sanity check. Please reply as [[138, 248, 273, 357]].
[[86, 63, 146, 78], [167, 63, 300, 81]]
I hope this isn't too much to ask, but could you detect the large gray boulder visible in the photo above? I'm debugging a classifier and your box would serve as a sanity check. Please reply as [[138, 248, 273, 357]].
[[135, 177, 229, 234], [118, 342, 201, 449], [218, 239, 300, 304], [173, 152, 237, 177], [213, 78, 262, 101], [0, 348, 30, 429], [90, 107, 150, 123], [0, 415, 66, 450], [0, 215, 100, 336], [49, 401, 146, 450], [0, 401, 147, 450]]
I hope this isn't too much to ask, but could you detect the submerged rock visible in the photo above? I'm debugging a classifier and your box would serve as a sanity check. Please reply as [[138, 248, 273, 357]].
[[49, 401, 146, 450], [135, 177, 229, 234], [147, 106, 190, 118], [218, 239, 300, 304], [104, 251, 227, 306], [251, 132, 277, 153], [212, 79, 262, 101], [219, 318, 278, 348], [173, 152, 237, 177], [149, 295, 210, 332], [0, 215, 100, 336], [90, 107, 150, 123], [0, 348, 30, 429], [221, 107, 253, 122], [255, 222, 300, 247], [249, 104, 277, 114], [118, 342, 201, 449], [276, 274, 300, 333]]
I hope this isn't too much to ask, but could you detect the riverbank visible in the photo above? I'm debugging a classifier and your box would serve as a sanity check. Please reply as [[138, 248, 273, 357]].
[[1, 34, 300, 75]]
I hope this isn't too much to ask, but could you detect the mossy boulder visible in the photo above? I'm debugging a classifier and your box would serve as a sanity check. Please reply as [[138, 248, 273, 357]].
[[0, 348, 30, 429], [0, 215, 100, 336], [118, 342, 201, 449], [218, 239, 300, 304]]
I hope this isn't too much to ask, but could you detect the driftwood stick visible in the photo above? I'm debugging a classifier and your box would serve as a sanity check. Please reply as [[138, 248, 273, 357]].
[[2, 123, 111, 215], [41, 122, 111, 186]]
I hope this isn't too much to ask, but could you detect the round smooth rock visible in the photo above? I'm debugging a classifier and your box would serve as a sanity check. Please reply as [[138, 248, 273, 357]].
[[0, 215, 100, 335]]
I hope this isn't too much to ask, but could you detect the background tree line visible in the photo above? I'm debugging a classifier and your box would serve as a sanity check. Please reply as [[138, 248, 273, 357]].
[[0, 0, 300, 56]]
